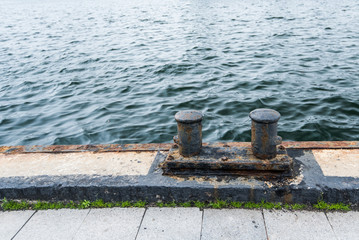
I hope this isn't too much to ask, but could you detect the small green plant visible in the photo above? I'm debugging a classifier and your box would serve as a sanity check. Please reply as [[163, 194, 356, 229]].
[[1, 197, 8, 209], [105, 202, 115, 208], [179, 201, 192, 207], [121, 201, 131, 208], [291, 203, 306, 210], [1, 199, 29, 211], [193, 200, 206, 208], [65, 200, 77, 209], [328, 203, 350, 211], [80, 200, 91, 209], [244, 202, 261, 209], [133, 201, 146, 208], [209, 200, 228, 209], [273, 203, 282, 209], [313, 200, 350, 211], [261, 201, 275, 209], [314, 200, 327, 210], [230, 201, 243, 208], [156, 202, 164, 207], [164, 201, 177, 207], [91, 199, 106, 208]]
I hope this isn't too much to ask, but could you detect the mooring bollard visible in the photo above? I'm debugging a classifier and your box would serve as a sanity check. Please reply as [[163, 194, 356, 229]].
[[174, 110, 203, 157], [249, 108, 282, 159]]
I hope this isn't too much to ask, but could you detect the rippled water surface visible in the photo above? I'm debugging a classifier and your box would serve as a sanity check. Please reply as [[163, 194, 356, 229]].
[[1, 0, 358, 145]]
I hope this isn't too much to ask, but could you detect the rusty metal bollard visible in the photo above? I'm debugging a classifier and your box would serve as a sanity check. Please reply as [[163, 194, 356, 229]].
[[249, 108, 282, 159], [174, 110, 203, 157]]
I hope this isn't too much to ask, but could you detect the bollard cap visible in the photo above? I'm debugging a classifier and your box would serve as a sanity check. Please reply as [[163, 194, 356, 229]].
[[249, 108, 281, 123], [175, 110, 203, 124]]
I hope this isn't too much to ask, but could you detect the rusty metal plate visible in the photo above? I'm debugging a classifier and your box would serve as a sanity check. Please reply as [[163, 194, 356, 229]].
[[161, 144, 293, 177], [0, 143, 173, 154], [0, 141, 358, 155]]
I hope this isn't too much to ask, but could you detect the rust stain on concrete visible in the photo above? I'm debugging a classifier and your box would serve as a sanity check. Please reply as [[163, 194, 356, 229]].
[[313, 149, 359, 178], [0, 152, 156, 177]]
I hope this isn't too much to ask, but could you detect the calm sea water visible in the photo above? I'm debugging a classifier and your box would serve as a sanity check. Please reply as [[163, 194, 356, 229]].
[[0, 0, 358, 146]]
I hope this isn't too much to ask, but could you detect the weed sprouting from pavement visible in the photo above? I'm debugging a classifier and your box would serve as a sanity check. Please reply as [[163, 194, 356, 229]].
[[0, 198, 352, 211], [313, 200, 350, 211], [193, 201, 206, 209], [179, 201, 192, 207]]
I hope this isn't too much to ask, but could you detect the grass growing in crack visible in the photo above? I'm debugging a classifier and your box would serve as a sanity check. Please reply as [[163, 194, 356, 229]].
[[230, 201, 243, 208], [1, 198, 30, 211], [208, 200, 228, 209], [33, 201, 65, 210], [80, 200, 91, 209], [313, 201, 350, 211], [291, 203, 306, 210], [156, 202, 164, 207], [193, 201, 206, 209], [164, 201, 177, 207], [133, 201, 147, 208], [0, 198, 352, 211], [90, 199, 106, 208], [244, 202, 261, 209], [261, 201, 275, 209], [179, 201, 192, 207], [121, 201, 132, 208]]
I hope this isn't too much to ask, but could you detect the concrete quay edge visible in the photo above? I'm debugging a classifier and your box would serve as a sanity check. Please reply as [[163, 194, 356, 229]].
[[0, 141, 358, 204]]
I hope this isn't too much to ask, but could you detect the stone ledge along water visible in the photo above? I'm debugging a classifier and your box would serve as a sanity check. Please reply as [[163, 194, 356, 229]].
[[0, 141, 358, 204]]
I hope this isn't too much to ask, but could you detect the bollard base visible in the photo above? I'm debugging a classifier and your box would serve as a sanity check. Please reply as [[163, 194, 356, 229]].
[[161, 144, 293, 178]]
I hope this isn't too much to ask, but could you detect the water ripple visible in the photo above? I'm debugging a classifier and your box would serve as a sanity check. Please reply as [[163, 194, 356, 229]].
[[0, 0, 358, 146]]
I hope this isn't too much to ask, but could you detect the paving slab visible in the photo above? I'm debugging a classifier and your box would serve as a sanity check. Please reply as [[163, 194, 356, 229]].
[[327, 211, 359, 240], [313, 149, 359, 177], [0, 152, 156, 177], [201, 209, 266, 240], [73, 208, 145, 240], [14, 209, 89, 240], [263, 210, 336, 240], [136, 207, 202, 240], [0, 210, 35, 240]]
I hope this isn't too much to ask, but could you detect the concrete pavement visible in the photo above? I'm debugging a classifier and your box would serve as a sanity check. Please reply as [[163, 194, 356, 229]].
[[1, 208, 358, 240]]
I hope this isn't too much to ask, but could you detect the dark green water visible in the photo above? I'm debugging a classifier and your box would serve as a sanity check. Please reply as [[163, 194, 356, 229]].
[[0, 0, 358, 146]]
